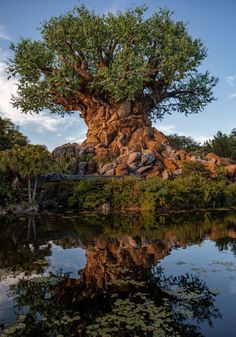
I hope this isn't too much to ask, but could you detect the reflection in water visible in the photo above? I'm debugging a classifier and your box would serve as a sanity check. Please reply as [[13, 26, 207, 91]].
[[4, 266, 220, 337], [0, 211, 236, 336]]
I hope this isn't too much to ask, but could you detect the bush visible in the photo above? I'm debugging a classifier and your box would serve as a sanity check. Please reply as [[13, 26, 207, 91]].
[[40, 181, 75, 209], [39, 174, 236, 212], [69, 179, 111, 210]]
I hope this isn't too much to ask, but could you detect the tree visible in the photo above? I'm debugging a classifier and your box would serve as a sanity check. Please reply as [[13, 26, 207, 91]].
[[0, 115, 28, 151], [167, 133, 201, 153], [8, 5, 217, 154], [0, 144, 52, 205], [204, 129, 236, 159]]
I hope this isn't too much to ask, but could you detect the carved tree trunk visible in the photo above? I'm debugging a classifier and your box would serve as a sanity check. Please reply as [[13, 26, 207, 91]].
[[81, 101, 168, 155]]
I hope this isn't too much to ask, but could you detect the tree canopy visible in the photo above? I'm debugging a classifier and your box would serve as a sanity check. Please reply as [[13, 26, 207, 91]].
[[8, 5, 217, 120], [204, 129, 236, 159], [0, 144, 52, 204], [0, 115, 28, 151], [167, 133, 201, 153]]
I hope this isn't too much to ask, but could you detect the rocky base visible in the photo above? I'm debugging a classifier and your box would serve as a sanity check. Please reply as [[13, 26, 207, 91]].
[[53, 128, 236, 180]]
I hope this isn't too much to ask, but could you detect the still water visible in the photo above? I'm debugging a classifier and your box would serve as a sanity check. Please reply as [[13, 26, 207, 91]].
[[0, 211, 236, 336]]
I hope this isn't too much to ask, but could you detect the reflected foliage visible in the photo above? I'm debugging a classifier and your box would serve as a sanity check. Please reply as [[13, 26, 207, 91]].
[[1, 211, 236, 336], [2, 266, 220, 337]]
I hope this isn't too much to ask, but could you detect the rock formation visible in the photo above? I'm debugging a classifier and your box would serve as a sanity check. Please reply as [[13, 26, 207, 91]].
[[53, 130, 236, 180]]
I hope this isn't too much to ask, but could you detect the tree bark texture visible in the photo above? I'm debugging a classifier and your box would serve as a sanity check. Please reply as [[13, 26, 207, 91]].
[[81, 101, 168, 155]]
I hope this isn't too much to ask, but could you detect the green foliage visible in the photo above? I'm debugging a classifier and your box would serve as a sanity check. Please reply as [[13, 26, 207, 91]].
[[0, 115, 28, 151], [69, 179, 111, 209], [181, 161, 210, 178], [0, 144, 53, 205], [0, 172, 14, 206], [103, 178, 140, 209], [0, 144, 52, 179], [40, 181, 75, 209], [41, 173, 236, 212], [54, 153, 78, 174], [2, 274, 81, 337], [2, 265, 220, 337], [167, 133, 201, 153], [95, 155, 116, 166], [204, 129, 236, 159], [8, 5, 217, 120]]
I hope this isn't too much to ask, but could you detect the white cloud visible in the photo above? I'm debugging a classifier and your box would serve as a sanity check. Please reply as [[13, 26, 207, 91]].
[[0, 24, 11, 40], [227, 75, 236, 87], [157, 124, 175, 134], [0, 61, 76, 133], [229, 92, 236, 99], [193, 135, 209, 144], [66, 133, 86, 144]]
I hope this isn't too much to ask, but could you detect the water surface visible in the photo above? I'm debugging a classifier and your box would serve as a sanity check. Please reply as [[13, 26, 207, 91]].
[[0, 211, 236, 336]]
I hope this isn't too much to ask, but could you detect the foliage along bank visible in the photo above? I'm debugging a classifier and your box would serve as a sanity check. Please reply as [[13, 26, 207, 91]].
[[40, 162, 236, 212]]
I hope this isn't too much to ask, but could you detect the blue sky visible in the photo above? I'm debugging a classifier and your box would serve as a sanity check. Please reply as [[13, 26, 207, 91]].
[[0, 0, 235, 150]]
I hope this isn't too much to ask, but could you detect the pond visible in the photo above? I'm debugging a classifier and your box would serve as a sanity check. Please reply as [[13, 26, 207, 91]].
[[0, 211, 236, 336]]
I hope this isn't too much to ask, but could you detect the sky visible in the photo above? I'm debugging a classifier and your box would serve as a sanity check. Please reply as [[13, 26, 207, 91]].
[[0, 0, 235, 150]]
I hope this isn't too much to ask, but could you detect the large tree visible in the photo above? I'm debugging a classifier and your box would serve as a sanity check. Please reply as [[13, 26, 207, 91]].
[[0, 144, 52, 205], [8, 5, 217, 154], [0, 115, 28, 151]]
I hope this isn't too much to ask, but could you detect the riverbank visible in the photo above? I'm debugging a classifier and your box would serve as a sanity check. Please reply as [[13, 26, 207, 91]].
[[1, 173, 236, 216]]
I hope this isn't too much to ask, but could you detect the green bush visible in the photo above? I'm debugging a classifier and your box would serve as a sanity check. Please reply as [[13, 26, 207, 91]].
[[40, 181, 75, 209], [39, 174, 236, 212], [104, 178, 140, 210], [69, 179, 111, 210]]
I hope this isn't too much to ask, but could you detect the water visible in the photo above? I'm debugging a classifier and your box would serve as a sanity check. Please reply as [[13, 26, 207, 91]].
[[0, 211, 236, 336]]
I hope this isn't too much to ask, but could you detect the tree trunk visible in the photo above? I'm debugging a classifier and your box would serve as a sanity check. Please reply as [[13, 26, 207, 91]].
[[81, 101, 168, 155], [32, 175, 38, 204], [28, 178, 32, 205]]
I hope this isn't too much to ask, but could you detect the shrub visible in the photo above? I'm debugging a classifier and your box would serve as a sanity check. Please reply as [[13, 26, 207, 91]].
[[69, 179, 111, 210], [40, 181, 75, 209], [104, 178, 140, 210]]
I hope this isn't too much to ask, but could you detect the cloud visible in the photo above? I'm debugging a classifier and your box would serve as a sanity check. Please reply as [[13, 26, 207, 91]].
[[157, 124, 175, 134], [229, 92, 236, 99], [227, 75, 236, 87], [193, 135, 209, 144], [0, 25, 11, 40], [66, 133, 87, 144], [0, 60, 82, 134]]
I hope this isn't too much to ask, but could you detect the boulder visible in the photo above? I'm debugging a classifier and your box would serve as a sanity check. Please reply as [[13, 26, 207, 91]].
[[78, 161, 87, 176], [86, 159, 97, 175], [136, 164, 153, 174], [163, 159, 178, 172], [128, 161, 141, 172], [141, 153, 156, 165], [127, 152, 142, 164], [145, 164, 163, 177], [162, 170, 171, 180], [53, 143, 80, 157], [99, 162, 114, 175], [205, 153, 222, 165], [105, 169, 115, 176], [225, 165, 236, 178], [115, 163, 129, 176]]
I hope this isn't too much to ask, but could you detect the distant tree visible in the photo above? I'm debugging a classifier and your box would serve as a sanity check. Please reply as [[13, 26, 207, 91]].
[[0, 144, 52, 205], [0, 115, 28, 151], [167, 133, 201, 153], [204, 129, 236, 159], [8, 5, 217, 154]]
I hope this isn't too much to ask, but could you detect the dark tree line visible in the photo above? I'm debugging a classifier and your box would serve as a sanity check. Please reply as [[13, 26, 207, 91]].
[[167, 129, 236, 160]]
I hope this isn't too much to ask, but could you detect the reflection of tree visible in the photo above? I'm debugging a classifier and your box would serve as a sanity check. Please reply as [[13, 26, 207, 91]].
[[1, 211, 235, 335], [215, 238, 236, 256], [0, 217, 51, 274], [2, 266, 221, 337]]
